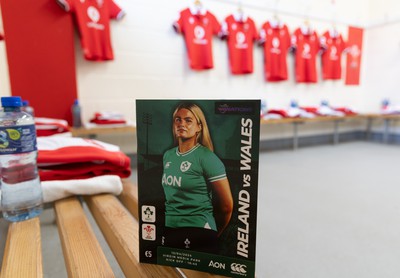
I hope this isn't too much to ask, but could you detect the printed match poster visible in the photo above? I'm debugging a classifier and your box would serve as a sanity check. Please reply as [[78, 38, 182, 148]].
[[136, 100, 260, 277]]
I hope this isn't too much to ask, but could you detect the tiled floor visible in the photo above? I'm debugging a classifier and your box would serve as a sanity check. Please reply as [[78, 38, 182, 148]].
[[256, 142, 400, 278]]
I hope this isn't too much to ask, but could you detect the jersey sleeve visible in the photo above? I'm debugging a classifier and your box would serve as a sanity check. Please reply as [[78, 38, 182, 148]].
[[250, 19, 259, 41], [340, 35, 347, 53], [342, 35, 351, 53], [283, 24, 291, 49], [201, 151, 227, 183], [162, 151, 167, 168], [210, 13, 222, 37], [258, 23, 266, 45], [319, 33, 327, 51], [258, 22, 268, 45], [290, 30, 298, 49], [173, 11, 184, 33], [56, 0, 74, 12], [314, 32, 321, 54], [219, 19, 228, 39], [109, 0, 124, 20]]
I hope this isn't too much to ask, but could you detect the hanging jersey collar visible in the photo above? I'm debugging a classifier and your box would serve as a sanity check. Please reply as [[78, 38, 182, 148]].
[[189, 4, 207, 16], [329, 28, 339, 38], [270, 19, 283, 29], [233, 10, 248, 22], [301, 24, 313, 35]]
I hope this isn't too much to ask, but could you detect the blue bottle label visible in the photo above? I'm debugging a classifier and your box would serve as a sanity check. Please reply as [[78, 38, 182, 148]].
[[0, 124, 37, 154]]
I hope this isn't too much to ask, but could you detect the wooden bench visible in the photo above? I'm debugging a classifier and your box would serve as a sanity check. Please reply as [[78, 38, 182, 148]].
[[261, 115, 365, 150], [71, 125, 136, 139], [363, 114, 400, 143], [70, 115, 400, 145], [0, 179, 227, 277], [69, 115, 400, 152], [261, 114, 400, 149]]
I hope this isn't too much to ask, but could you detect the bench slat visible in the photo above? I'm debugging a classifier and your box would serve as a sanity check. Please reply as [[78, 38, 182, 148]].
[[119, 179, 138, 220], [0, 217, 42, 278], [85, 193, 179, 278], [54, 197, 114, 278]]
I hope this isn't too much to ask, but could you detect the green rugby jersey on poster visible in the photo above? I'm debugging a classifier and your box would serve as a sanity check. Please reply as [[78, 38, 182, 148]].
[[162, 144, 226, 231]]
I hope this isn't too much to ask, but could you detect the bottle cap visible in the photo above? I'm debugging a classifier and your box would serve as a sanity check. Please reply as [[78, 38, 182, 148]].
[[74, 99, 79, 105], [1, 96, 22, 107], [22, 100, 30, 106]]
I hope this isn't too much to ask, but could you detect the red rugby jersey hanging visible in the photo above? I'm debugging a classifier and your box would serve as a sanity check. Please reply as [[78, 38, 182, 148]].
[[291, 24, 320, 83], [220, 11, 258, 74], [173, 4, 221, 70], [56, 0, 125, 61], [320, 29, 347, 80], [259, 19, 291, 81]]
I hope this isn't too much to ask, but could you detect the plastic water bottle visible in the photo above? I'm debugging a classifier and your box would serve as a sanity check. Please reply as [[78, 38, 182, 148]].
[[381, 99, 390, 109], [290, 99, 298, 108], [72, 99, 82, 128], [260, 100, 268, 117], [0, 96, 43, 221], [321, 100, 329, 107], [22, 100, 35, 117]]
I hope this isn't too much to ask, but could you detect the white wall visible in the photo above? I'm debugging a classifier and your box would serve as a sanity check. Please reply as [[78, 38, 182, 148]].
[[363, 20, 400, 134], [363, 22, 400, 108], [0, 0, 399, 148], [71, 0, 399, 121]]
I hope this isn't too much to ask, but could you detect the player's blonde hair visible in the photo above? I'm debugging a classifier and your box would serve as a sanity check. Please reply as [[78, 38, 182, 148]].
[[172, 102, 214, 152]]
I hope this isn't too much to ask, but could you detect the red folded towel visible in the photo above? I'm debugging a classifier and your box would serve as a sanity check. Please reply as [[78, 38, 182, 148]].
[[89, 112, 127, 125], [267, 109, 289, 118], [300, 106, 318, 114], [334, 107, 358, 116]]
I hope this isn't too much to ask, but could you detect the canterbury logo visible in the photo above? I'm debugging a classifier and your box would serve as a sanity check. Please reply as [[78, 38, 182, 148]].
[[231, 263, 247, 274], [180, 161, 192, 172]]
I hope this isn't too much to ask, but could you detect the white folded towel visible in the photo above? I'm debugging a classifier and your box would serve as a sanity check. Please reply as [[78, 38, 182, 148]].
[[42, 175, 123, 203]]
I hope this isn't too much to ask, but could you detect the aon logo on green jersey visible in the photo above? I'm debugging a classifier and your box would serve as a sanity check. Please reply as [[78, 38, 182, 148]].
[[162, 174, 182, 187]]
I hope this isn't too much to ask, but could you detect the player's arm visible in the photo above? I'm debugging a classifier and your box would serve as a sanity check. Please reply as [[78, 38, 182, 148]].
[[212, 178, 233, 237]]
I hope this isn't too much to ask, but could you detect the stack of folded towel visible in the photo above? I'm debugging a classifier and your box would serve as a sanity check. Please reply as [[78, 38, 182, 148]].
[[37, 136, 132, 203], [37, 136, 131, 181]]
